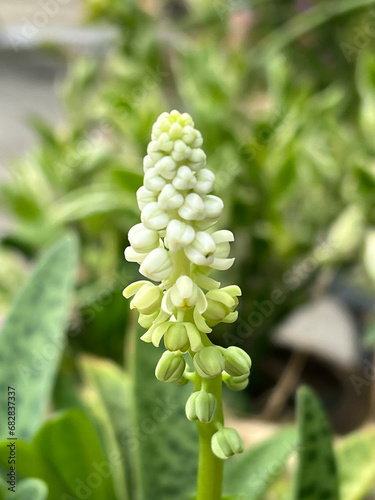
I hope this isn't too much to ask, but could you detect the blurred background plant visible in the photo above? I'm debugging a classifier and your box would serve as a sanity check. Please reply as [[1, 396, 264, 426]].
[[2, 0, 375, 440]]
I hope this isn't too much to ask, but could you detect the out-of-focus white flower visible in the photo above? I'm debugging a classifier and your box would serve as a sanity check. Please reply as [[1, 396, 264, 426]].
[[195, 169, 215, 195], [141, 202, 169, 230], [158, 185, 184, 210], [165, 220, 195, 251], [172, 166, 197, 190], [178, 193, 206, 221], [184, 232, 216, 266], [144, 168, 167, 192], [139, 248, 173, 281], [154, 156, 177, 180], [128, 223, 159, 253], [136, 186, 157, 210], [189, 148, 206, 170]]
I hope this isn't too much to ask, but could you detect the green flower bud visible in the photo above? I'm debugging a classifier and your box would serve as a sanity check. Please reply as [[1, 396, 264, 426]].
[[211, 427, 244, 460], [193, 346, 225, 379], [185, 391, 218, 423], [224, 373, 249, 391], [164, 322, 203, 352], [223, 346, 251, 377], [155, 351, 186, 383], [130, 283, 162, 315], [164, 323, 189, 352], [203, 286, 241, 325]]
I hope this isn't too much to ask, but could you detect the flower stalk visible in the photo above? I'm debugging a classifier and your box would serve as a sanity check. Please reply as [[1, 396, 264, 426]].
[[123, 110, 251, 500]]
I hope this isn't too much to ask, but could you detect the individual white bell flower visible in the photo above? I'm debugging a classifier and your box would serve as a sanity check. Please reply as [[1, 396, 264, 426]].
[[171, 140, 192, 162], [162, 276, 207, 314], [210, 230, 235, 270], [194, 169, 215, 195], [158, 185, 184, 210], [154, 156, 177, 180], [141, 202, 169, 230], [124, 246, 147, 264], [139, 248, 173, 281], [165, 220, 195, 251], [203, 195, 224, 219], [147, 140, 164, 163], [136, 186, 158, 210], [144, 168, 167, 192], [156, 132, 174, 153], [189, 148, 206, 171], [172, 166, 197, 191], [143, 155, 154, 172], [128, 223, 159, 253], [184, 232, 216, 266], [178, 193, 206, 221]]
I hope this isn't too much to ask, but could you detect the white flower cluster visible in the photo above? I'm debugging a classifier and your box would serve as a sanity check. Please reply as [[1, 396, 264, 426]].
[[124, 110, 234, 283], [124, 110, 242, 346]]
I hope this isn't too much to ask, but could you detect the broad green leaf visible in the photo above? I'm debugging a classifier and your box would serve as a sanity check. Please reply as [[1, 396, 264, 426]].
[[0, 409, 116, 500], [337, 425, 375, 500], [5, 478, 48, 500], [130, 330, 198, 500], [0, 235, 78, 441], [292, 386, 339, 500], [79, 355, 132, 500], [223, 426, 297, 499]]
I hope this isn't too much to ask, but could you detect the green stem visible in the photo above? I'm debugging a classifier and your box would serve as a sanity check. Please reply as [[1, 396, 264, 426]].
[[194, 374, 224, 500]]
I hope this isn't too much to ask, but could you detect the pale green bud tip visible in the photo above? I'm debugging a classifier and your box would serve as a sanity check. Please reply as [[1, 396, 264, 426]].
[[193, 346, 225, 379], [185, 391, 218, 423], [224, 373, 249, 391], [211, 427, 244, 460], [155, 351, 186, 383], [223, 346, 251, 377], [164, 322, 203, 352]]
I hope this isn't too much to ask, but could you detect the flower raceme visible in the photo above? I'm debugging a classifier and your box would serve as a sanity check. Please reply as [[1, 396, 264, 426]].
[[123, 110, 250, 461]]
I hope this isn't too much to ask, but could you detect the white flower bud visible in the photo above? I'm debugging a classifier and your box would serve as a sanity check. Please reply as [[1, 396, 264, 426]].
[[172, 166, 197, 191], [139, 248, 173, 281], [158, 184, 184, 211], [203, 195, 224, 219], [178, 193, 206, 221], [128, 223, 159, 253], [143, 155, 154, 172], [211, 428, 244, 460], [144, 168, 167, 192], [179, 111, 194, 127], [171, 140, 191, 162], [136, 186, 158, 210], [162, 276, 207, 314], [157, 132, 174, 153], [225, 374, 249, 391], [165, 220, 195, 251], [147, 140, 164, 162], [141, 202, 169, 230], [124, 246, 147, 264], [154, 156, 177, 180], [169, 122, 184, 140], [182, 126, 198, 146], [222, 346, 252, 377], [184, 232, 216, 266], [189, 148, 206, 170], [194, 169, 215, 195]]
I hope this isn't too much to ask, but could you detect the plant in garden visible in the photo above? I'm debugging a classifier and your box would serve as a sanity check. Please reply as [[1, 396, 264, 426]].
[[123, 110, 251, 499]]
